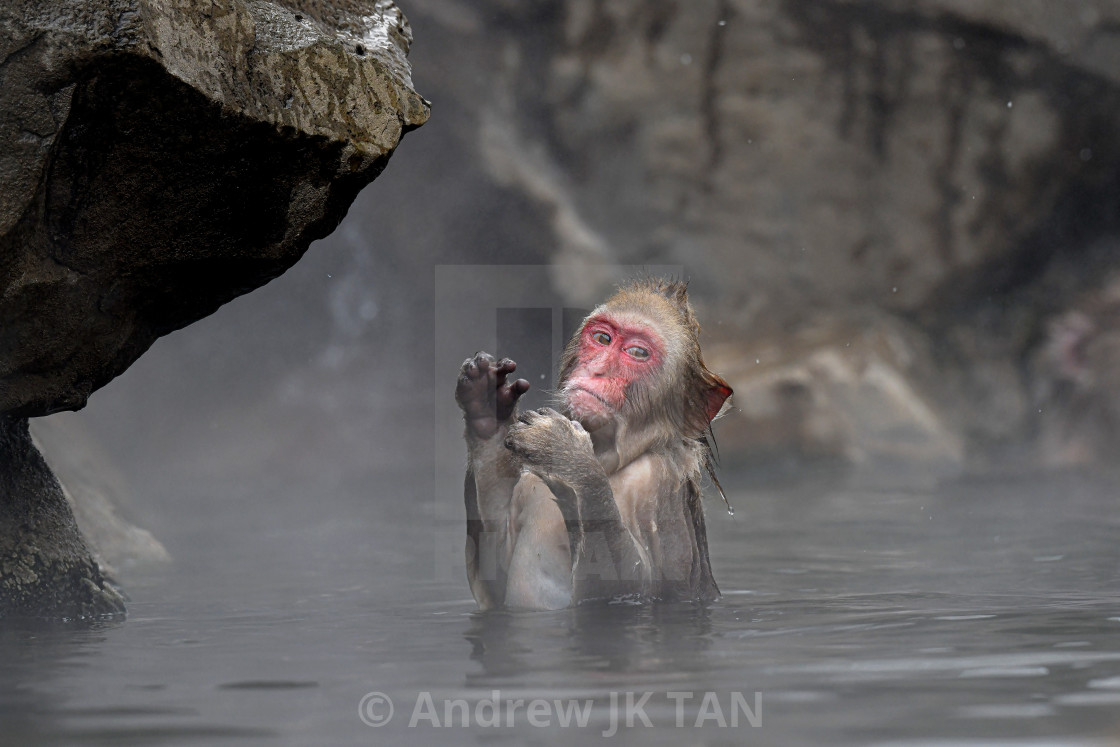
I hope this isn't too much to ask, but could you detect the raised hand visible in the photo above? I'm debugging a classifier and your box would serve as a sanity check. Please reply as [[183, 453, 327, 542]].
[[455, 351, 530, 440]]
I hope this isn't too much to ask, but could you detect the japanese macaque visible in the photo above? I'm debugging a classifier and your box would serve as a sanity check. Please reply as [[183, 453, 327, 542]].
[[456, 278, 733, 609]]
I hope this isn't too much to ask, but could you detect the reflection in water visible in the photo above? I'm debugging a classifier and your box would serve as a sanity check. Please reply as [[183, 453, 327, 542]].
[[465, 603, 714, 682], [0, 623, 95, 743]]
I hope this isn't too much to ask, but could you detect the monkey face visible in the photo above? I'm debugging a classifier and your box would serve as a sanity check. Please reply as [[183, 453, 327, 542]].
[[562, 314, 664, 428]]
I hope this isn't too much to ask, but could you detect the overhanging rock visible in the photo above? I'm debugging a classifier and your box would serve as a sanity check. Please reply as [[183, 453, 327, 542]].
[[0, 0, 428, 618]]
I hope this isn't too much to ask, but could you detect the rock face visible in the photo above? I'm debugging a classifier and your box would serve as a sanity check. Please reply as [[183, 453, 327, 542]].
[[0, 418, 125, 619], [1, 0, 428, 417], [0, 0, 427, 617], [407, 0, 1120, 473]]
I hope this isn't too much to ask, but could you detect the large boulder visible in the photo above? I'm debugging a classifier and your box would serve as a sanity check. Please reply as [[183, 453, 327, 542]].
[[0, 0, 427, 618], [0, 0, 428, 417]]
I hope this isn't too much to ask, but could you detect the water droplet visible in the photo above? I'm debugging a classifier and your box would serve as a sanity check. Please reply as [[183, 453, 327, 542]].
[[1007, 101, 1013, 108], [727, 506, 735, 516], [1080, 148, 1093, 162], [680, 53, 692, 65], [892, 286, 898, 293], [718, 19, 727, 26]]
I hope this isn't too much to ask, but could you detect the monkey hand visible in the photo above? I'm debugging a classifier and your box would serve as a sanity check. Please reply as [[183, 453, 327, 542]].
[[506, 408, 614, 525], [504, 408, 597, 485], [456, 352, 531, 440]]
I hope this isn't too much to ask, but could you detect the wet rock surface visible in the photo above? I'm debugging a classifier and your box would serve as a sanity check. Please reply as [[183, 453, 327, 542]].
[[0, 0, 427, 617]]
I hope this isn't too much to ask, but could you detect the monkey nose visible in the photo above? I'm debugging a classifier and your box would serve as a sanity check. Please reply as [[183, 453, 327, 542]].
[[589, 359, 610, 376]]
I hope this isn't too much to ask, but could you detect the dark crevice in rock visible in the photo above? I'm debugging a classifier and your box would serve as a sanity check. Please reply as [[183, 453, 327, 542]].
[[700, 0, 731, 194], [641, 0, 677, 47], [785, 0, 1120, 315], [931, 52, 972, 267], [924, 103, 1120, 321], [574, 0, 615, 57]]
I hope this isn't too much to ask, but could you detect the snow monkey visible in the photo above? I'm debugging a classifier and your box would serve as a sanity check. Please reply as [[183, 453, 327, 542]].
[[456, 278, 733, 609]]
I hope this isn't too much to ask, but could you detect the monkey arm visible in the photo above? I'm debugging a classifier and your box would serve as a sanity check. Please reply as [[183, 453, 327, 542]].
[[457, 352, 531, 609], [464, 437, 523, 609], [551, 471, 653, 603], [502, 474, 573, 609], [605, 453, 719, 603], [643, 473, 720, 602], [505, 408, 653, 604]]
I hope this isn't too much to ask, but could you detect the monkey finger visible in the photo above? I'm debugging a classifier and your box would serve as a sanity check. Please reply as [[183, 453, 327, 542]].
[[516, 409, 541, 425], [511, 379, 530, 397], [494, 358, 518, 388]]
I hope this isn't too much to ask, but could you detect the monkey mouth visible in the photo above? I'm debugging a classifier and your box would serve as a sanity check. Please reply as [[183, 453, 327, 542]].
[[570, 385, 608, 405], [566, 385, 616, 420]]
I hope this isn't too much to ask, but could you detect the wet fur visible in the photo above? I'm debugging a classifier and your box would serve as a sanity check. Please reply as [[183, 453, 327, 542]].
[[459, 278, 732, 608]]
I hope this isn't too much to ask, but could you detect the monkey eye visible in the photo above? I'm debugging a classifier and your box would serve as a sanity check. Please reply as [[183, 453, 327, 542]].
[[626, 345, 650, 360], [591, 331, 611, 346]]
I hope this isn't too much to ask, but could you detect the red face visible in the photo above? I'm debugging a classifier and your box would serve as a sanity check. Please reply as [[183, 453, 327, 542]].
[[564, 314, 663, 427]]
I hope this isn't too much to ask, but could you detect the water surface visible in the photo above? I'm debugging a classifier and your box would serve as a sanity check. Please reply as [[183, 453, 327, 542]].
[[2, 468, 1119, 746]]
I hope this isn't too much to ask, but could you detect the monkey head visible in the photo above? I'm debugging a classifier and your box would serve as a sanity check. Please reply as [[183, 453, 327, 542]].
[[558, 278, 732, 440]]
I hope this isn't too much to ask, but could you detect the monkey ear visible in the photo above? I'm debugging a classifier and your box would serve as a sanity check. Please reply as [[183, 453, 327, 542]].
[[703, 375, 733, 423]]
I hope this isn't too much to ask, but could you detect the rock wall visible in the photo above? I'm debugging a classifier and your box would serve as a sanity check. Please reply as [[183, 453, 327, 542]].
[[408, 0, 1120, 475], [0, 0, 427, 617]]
